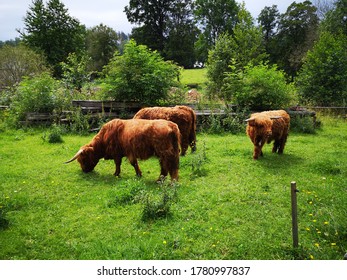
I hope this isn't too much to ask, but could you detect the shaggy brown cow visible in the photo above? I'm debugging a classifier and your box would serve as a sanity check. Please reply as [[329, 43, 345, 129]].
[[133, 105, 196, 155], [245, 110, 290, 160], [65, 119, 180, 181]]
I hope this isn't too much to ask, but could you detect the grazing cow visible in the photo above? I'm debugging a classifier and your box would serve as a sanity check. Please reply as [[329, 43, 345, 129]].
[[65, 119, 180, 181], [245, 110, 290, 160], [133, 105, 196, 155]]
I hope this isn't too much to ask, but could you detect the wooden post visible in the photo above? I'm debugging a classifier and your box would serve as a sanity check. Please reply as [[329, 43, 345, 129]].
[[291, 181, 299, 248]]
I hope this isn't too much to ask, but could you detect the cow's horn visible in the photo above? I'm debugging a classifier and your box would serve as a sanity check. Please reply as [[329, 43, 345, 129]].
[[64, 149, 84, 164], [244, 117, 255, 122], [270, 116, 282, 120]]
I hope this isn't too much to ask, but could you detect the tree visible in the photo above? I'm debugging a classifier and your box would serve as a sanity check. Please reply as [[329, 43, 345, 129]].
[[125, 0, 172, 52], [19, 0, 86, 77], [194, 0, 239, 63], [274, 1, 319, 80], [206, 5, 267, 98], [0, 44, 48, 92], [257, 5, 280, 64], [321, 0, 347, 35], [164, 0, 199, 68], [86, 24, 118, 73], [296, 32, 347, 106], [101, 40, 180, 105], [125, 0, 197, 67]]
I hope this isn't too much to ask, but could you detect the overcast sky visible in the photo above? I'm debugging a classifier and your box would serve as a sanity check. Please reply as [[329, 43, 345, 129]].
[[0, 0, 304, 41]]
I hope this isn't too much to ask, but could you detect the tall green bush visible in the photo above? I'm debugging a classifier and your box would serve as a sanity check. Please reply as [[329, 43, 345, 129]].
[[10, 73, 59, 123], [223, 63, 296, 111], [100, 40, 180, 105], [296, 32, 347, 106]]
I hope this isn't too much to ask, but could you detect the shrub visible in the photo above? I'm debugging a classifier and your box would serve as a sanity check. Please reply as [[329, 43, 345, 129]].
[[290, 116, 317, 134], [10, 73, 59, 123], [223, 63, 296, 111], [100, 40, 180, 105]]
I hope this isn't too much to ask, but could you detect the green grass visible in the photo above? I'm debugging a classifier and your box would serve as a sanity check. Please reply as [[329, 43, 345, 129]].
[[0, 117, 346, 260], [180, 68, 207, 87]]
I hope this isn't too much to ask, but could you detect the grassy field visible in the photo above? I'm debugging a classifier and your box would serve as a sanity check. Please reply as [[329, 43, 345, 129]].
[[0, 117, 346, 260], [180, 68, 207, 87]]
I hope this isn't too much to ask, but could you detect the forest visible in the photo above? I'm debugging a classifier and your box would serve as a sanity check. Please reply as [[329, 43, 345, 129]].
[[0, 0, 346, 127]]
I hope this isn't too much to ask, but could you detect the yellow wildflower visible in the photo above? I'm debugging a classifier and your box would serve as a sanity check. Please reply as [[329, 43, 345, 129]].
[[310, 254, 314, 260], [324, 221, 329, 225], [331, 243, 336, 246]]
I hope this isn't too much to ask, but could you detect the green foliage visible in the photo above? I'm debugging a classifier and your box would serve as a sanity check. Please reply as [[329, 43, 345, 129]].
[[10, 73, 59, 122], [125, 0, 197, 68], [60, 53, 92, 90], [101, 40, 180, 105], [322, 0, 347, 36], [85, 24, 119, 73], [42, 124, 64, 143], [296, 32, 347, 106], [271, 1, 319, 79], [68, 108, 90, 135], [194, 0, 239, 63], [223, 63, 296, 111], [20, 0, 86, 77], [0, 44, 48, 91], [290, 116, 317, 134], [206, 6, 267, 98]]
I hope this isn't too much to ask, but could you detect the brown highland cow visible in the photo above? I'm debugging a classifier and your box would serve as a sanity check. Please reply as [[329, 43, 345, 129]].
[[245, 110, 290, 160]]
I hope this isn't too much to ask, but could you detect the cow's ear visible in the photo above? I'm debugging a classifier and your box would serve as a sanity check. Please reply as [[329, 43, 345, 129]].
[[245, 118, 256, 127], [84, 146, 94, 154]]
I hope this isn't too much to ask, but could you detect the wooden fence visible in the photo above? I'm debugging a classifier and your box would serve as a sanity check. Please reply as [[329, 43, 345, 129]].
[[1, 101, 320, 127]]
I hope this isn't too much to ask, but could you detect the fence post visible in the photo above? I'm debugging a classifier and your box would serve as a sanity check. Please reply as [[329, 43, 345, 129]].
[[291, 181, 299, 248]]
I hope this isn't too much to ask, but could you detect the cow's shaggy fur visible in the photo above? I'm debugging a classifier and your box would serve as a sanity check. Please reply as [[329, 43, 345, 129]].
[[246, 110, 290, 160], [133, 105, 196, 155], [66, 119, 181, 181]]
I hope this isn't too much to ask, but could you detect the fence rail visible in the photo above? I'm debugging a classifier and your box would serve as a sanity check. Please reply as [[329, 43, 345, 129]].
[[0, 100, 323, 126]]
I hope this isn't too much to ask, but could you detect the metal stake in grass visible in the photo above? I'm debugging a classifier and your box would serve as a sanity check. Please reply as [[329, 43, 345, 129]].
[[291, 181, 299, 248]]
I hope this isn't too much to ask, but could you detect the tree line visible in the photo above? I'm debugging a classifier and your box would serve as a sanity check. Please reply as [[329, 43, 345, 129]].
[[0, 0, 346, 113]]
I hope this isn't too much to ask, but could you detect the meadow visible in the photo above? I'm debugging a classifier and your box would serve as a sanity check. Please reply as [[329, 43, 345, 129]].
[[0, 116, 346, 260]]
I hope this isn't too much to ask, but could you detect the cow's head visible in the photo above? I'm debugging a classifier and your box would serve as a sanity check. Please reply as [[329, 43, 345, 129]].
[[65, 146, 99, 173], [245, 116, 282, 139]]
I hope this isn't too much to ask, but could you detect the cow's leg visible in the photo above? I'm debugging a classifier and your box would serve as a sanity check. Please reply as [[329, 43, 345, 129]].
[[278, 135, 288, 154], [114, 157, 122, 176], [129, 158, 142, 177], [180, 142, 188, 156], [168, 157, 179, 181], [158, 158, 169, 182], [253, 145, 263, 159], [272, 140, 280, 153], [190, 141, 197, 153]]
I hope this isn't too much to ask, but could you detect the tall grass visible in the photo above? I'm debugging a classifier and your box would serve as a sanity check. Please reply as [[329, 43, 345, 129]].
[[0, 117, 346, 260]]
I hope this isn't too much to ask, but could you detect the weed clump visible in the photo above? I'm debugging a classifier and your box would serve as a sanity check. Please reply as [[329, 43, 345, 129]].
[[141, 179, 179, 222]]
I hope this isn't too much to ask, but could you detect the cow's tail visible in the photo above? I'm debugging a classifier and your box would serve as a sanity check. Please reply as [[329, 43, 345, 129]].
[[171, 124, 181, 157]]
